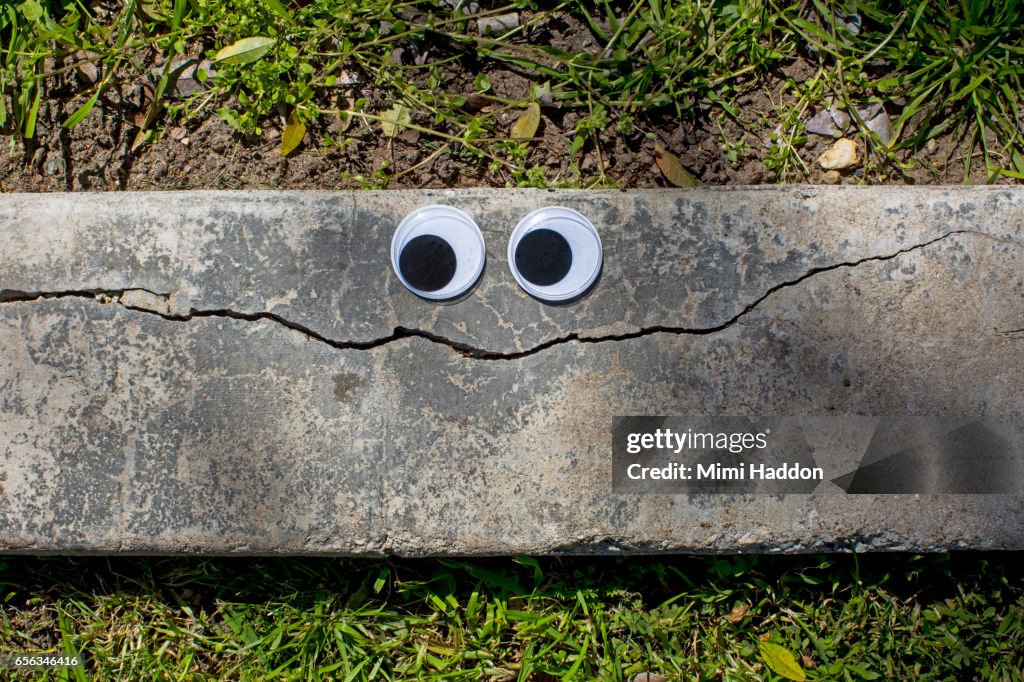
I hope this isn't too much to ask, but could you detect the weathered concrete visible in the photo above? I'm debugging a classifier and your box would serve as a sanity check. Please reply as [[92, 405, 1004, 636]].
[[0, 187, 1022, 554]]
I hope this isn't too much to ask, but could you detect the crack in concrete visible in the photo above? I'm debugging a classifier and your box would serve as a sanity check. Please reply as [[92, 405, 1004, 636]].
[[0, 230, 1010, 359]]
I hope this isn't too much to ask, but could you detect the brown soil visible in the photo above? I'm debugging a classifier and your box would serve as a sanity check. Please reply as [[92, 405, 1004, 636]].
[[0, 10, 1015, 192]]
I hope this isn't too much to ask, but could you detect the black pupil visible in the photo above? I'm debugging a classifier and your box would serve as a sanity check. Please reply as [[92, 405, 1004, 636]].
[[515, 228, 572, 286], [399, 234, 457, 292]]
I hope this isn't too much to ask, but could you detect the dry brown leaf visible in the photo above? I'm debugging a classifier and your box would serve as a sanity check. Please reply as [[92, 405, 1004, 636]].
[[654, 143, 697, 187], [724, 604, 748, 623], [510, 102, 541, 140]]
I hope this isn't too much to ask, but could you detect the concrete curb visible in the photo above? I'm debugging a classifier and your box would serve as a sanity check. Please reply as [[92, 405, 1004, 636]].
[[1, 188, 1021, 554]]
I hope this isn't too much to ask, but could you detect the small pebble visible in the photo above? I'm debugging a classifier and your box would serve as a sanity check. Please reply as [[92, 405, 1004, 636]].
[[478, 12, 519, 36], [630, 674, 667, 682], [76, 60, 99, 85], [818, 138, 859, 170], [823, 170, 842, 184], [44, 154, 65, 176], [864, 110, 892, 144]]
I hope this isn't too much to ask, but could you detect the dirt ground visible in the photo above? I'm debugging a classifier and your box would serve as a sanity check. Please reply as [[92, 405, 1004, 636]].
[[0, 9, 1011, 192]]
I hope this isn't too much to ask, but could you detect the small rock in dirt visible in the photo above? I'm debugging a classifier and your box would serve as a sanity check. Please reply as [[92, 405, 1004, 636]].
[[823, 170, 842, 184], [170, 126, 187, 141], [75, 58, 100, 85], [808, 100, 891, 145], [630, 674, 667, 682], [150, 56, 214, 99], [173, 59, 216, 98], [806, 100, 853, 137], [806, 108, 840, 137], [44, 153, 65, 177], [831, 108, 852, 132], [434, 158, 456, 181], [328, 70, 363, 87], [478, 12, 519, 36], [818, 138, 859, 170], [443, 0, 480, 14], [864, 109, 892, 144], [858, 101, 883, 120], [31, 147, 46, 172]]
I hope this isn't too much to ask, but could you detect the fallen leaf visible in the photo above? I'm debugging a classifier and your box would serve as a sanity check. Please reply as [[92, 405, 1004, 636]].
[[281, 109, 306, 157], [724, 604, 748, 623], [337, 113, 353, 134], [654, 144, 697, 187], [510, 102, 540, 140], [136, 1, 168, 22], [459, 92, 491, 113], [214, 37, 275, 65], [758, 641, 806, 682], [379, 103, 410, 138]]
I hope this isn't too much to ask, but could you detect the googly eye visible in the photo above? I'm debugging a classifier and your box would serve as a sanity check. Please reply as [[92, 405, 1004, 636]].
[[507, 207, 602, 302], [391, 205, 486, 300]]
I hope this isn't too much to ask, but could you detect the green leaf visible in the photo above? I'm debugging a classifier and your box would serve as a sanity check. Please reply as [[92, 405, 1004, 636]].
[[847, 663, 881, 680], [63, 88, 101, 129], [379, 103, 410, 138], [17, 0, 43, 22], [24, 85, 40, 138], [759, 641, 807, 681], [654, 144, 697, 187], [372, 566, 388, 594], [213, 37, 276, 65], [510, 102, 540, 140], [281, 109, 306, 157], [263, 0, 294, 24]]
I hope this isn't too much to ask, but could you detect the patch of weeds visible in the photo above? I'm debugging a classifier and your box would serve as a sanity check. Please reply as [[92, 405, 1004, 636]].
[[2, 554, 1022, 679], [788, 0, 1024, 181], [5, 0, 1024, 185]]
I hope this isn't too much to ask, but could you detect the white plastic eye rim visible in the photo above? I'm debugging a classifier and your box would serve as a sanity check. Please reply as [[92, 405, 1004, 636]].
[[507, 206, 603, 302], [391, 205, 486, 300]]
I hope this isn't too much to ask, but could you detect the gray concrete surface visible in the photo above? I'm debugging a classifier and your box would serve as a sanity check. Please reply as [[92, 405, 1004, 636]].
[[0, 187, 1022, 554]]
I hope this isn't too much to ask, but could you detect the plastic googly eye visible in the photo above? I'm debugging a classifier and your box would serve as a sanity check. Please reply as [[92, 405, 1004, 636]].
[[507, 207, 602, 302], [391, 205, 486, 300]]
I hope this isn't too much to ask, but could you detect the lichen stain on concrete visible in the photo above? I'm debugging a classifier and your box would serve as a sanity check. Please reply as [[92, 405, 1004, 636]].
[[333, 372, 365, 402]]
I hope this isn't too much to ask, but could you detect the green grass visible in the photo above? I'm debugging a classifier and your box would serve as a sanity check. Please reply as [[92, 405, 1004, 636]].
[[1, 553, 1022, 680], [2, 0, 1024, 185]]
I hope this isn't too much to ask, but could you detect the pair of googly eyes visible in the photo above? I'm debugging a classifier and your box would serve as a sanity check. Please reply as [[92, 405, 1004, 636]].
[[391, 205, 602, 303]]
